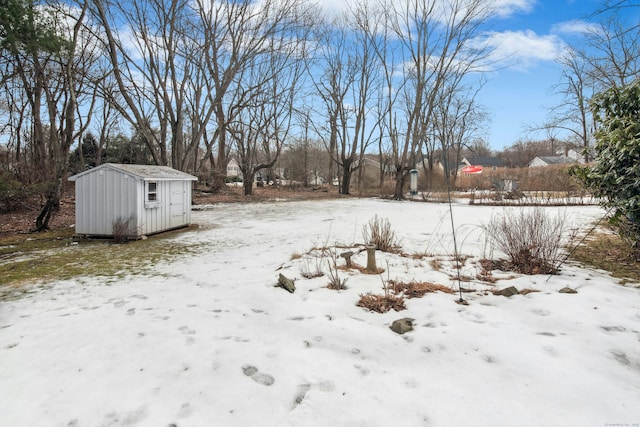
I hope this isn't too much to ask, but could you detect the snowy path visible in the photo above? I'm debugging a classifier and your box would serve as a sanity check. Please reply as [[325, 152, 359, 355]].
[[1, 199, 639, 426]]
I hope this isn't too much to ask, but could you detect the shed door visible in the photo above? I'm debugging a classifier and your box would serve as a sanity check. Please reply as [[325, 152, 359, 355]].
[[169, 181, 187, 228]]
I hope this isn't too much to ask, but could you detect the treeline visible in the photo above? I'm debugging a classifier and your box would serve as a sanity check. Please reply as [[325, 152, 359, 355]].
[[1, 0, 638, 229]]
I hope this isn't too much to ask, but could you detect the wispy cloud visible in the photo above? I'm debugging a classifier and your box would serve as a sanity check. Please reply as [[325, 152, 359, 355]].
[[551, 19, 599, 35], [475, 29, 568, 71], [313, 0, 537, 20], [491, 0, 537, 17]]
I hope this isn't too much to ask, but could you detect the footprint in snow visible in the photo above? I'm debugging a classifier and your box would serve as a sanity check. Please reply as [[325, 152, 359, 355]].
[[601, 325, 626, 333], [242, 365, 275, 386], [291, 381, 335, 409], [611, 350, 631, 367], [176, 402, 193, 418], [178, 326, 196, 335]]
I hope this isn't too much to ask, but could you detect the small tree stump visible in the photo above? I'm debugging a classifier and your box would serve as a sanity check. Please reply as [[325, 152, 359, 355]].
[[277, 273, 296, 293], [340, 251, 354, 268]]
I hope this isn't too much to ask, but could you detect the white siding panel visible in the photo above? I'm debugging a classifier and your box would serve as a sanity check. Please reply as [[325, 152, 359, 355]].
[[140, 180, 191, 234], [141, 180, 166, 235], [75, 169, 139, 236]]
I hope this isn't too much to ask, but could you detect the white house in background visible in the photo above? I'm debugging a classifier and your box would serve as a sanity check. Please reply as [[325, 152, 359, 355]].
[[68, 163, 197, 238], [529, 149, 592, 167], [528, 156, 578, 167], [226, 158, 242, 180]]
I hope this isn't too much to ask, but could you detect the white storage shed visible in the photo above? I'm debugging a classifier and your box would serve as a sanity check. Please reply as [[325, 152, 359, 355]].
[[68, 163, 198, 238]]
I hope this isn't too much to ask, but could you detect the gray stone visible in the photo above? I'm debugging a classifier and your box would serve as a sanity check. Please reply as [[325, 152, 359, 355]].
[[340, 251, 354, 267], [495, 286, 519, 297], [390, 318, 414, 334], [558, 287, 577, 294], [277, 274, 295, 293]]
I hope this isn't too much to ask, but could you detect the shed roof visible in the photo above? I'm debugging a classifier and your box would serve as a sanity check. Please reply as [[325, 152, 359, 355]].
[[69, 163, 198, 182], [462, 157, 504, 167], [530, 156, 577, 166]]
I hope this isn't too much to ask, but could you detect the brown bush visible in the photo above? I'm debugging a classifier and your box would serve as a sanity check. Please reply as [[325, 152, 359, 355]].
[[357, 293, 406, 313], [455, 165, 584, 193], [112, 216, 137, 243], [389, 280, 454, 298], [362, 215, 401, 253], [483, 207, 572, 274], [326, 254, 348, 290]]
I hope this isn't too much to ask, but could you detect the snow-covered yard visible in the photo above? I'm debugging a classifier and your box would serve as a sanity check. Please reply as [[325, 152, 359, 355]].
[[1, 198, 639, 426]]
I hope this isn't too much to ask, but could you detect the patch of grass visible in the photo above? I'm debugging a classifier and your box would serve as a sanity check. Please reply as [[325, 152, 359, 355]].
[[571, 230, 640, 284], [0, 226, 202, 291], [0, 227, 76, 256]]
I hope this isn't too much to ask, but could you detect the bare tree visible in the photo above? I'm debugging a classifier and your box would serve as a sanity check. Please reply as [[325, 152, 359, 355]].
[[311, 16, 355, 193], [431, 83, 488, 187], [92, 74, 122, 166], [193, 0, 315, 190], [91, 0, 211, 171], [382, 0, 493, 199], [1, 0, 100, 229], [549, 6, 640, 161], [311, 2, 385, 195], [498, 139, 557, 168], [216, 0, 313, 195]]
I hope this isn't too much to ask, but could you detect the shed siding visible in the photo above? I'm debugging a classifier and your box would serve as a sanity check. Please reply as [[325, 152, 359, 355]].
[[75, 169, 138, 235], [140, 180, 192, 235], [141, 181, 167, 235]]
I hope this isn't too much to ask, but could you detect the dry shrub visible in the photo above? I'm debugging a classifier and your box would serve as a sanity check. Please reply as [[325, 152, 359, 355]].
[[362, 215, 401, 253], [450, 274, 474, 282], [477, 259, 497, 283], [389, 280, 453, 298], [112, 216, 137, 243], [300, 251, 325, 279], [326, 252, 347, 290], [301, 264, 324, 279], [429, 258, 442, 271], [476, 270, 496, 283], [455, 165, 581, 193], [483, 207, 572, 274], [357, 293, 406, 313]]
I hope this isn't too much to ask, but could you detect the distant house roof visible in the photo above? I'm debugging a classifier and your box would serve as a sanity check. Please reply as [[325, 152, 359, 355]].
[[462, 157, 504, 167], [529, 156, 577, 167], [69, 163, 197, 181]]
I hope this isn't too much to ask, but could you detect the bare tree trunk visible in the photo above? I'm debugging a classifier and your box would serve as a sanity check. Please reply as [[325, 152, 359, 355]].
[[36, 2, 89, 230]]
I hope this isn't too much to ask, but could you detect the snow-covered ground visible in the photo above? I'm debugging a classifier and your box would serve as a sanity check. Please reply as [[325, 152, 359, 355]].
[[1, 198, 639, 427]]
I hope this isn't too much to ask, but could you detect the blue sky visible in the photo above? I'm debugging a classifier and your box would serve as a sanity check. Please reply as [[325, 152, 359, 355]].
[[315, 0, 613, 150], [474, 0, 604, 149]]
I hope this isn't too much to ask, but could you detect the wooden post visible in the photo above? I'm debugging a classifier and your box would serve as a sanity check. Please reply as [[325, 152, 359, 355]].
[[366, 244, 377, 272]]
